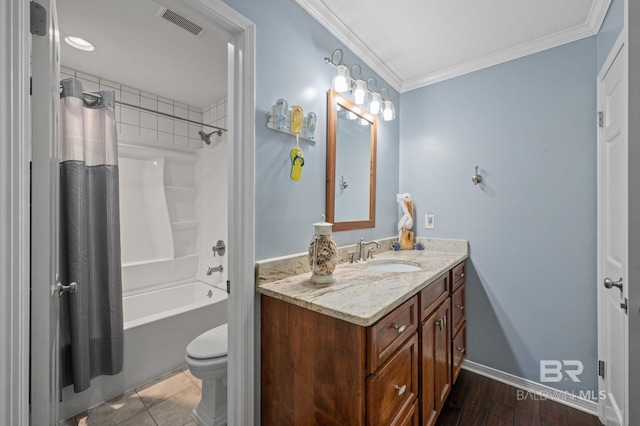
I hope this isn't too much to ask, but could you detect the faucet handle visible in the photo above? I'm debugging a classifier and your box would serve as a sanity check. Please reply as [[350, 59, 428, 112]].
[[367, 247, 375, 259]]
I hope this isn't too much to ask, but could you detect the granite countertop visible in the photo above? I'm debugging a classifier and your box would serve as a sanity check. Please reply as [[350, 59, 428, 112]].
[[257, 239, 468, 327]]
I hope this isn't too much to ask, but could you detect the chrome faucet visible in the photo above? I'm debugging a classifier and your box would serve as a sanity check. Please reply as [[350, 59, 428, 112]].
[[207, 265, 224, 275], [356, 238, 380, 262]]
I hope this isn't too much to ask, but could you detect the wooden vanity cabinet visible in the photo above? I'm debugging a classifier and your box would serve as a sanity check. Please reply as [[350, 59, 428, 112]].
[[261, 260, 467, 426], [261, 295, 418, 426]]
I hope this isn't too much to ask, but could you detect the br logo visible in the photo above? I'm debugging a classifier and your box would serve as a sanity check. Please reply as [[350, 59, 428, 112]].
[[540, 360, 584, 383]]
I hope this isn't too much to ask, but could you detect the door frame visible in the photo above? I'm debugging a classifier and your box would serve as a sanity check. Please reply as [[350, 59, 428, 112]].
[[3, 0, 256, 424], [0, 1, 31, 425], [597, 30, 629, 426]]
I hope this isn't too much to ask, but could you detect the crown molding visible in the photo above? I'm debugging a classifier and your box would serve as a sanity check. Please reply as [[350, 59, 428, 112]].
[[295, 0, 611, 93], [293, 0, 404, 92], [401, 0, 611, 92]]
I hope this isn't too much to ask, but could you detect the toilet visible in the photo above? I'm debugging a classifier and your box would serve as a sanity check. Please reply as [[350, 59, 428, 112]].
[[186, 323, 228, 426]]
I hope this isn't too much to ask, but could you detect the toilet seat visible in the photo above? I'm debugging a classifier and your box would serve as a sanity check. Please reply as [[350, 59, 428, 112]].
[[186, 323, 228, 360]]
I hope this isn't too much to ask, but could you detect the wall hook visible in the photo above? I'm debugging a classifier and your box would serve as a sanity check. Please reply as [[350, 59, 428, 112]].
[[472, 166, 483, 185]]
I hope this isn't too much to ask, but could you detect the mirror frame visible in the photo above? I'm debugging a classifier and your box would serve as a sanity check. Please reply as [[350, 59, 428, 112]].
[[326, 89, 377, 231]]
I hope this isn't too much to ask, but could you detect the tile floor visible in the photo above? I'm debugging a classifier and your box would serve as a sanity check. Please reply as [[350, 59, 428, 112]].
[[60, 367, 201, 426]]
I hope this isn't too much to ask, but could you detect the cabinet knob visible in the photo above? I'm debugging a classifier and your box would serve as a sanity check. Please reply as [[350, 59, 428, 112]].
[[457, 347, 466, 353], [456, 305, 464, 311], [394, 324, 407, 333], [457, 272, 465, 278], [394, 384, 407, 396]]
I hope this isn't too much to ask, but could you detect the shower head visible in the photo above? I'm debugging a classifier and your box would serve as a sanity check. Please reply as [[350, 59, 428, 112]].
[[198, 129, 223, 145]]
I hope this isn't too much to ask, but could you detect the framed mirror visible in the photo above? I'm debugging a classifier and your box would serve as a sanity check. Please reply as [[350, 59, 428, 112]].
[[326, 89, 377, 231]]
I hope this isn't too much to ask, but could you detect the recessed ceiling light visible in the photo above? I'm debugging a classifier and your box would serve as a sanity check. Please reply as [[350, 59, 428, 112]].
[[64, 36, 95, 52]]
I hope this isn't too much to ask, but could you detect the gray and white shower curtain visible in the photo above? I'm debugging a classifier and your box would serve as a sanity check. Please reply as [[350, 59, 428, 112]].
[[59, 78, 123, 393]]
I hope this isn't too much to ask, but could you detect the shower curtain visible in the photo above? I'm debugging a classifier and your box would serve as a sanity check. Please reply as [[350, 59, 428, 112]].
[[59, 78, 123, 393]]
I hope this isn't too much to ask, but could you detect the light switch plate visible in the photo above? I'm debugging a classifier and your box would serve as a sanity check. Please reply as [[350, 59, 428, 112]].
[[425, 213, 435, 229]]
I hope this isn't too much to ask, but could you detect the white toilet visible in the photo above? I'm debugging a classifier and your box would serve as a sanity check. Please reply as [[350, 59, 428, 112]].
[[186, 323, 228, 426]]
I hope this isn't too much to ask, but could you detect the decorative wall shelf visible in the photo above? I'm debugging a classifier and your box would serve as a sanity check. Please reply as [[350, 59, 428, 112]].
[[267, 98, 317, 142]]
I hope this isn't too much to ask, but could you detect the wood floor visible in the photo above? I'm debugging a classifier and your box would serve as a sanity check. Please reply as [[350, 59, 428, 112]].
[[437, 370, 603, 426]]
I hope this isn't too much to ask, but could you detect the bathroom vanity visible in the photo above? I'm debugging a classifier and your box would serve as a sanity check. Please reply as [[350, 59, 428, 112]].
[[258, 240, 467, 425]]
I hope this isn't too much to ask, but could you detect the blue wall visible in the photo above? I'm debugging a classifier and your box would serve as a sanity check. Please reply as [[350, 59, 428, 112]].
[[223, 0, 400, 260], [399, 37, 598, 394]]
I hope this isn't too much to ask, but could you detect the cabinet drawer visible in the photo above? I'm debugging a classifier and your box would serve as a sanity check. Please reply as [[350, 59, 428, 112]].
[[452, 322, 466, 384], [368, 296, 418, 373], [419, 272, 449, 322], [367, 333, 418, 426], [451, 261, 466, 291], [451, 283, 465, 336], [391, 399, 418, 426]]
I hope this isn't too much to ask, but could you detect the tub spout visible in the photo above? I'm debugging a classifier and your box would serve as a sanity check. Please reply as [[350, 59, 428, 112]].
[[207, 265, 224, 275]]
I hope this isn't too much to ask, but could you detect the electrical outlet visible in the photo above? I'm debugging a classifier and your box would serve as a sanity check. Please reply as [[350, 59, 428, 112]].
[[425, 213, 435, 229]]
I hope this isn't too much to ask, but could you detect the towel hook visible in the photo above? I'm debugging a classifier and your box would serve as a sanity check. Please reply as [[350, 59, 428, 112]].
[[472, 166, 483, 186]]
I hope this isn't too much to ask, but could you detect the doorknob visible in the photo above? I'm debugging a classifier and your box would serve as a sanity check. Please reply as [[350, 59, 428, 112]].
[[57, 281, 78, 296], [604, 277, 623, 292]]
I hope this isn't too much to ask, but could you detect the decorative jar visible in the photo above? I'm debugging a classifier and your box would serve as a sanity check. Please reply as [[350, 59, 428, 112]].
[[308, 216, 337, 284]]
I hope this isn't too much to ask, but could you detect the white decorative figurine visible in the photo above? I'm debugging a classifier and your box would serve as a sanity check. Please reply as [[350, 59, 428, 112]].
[[397, 193, 415, 249]]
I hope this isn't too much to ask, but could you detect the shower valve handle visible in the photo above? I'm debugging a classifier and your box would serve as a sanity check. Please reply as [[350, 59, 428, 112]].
[[212, 240, 226, 257], [57, 281, 78, 297]]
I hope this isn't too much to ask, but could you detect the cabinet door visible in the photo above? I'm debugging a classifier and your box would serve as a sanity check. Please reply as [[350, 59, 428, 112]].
[[433, 301, 451, 413], [451, 283, 465, 336], [452, 323, 466, 384], [421, 300, 451, 425]]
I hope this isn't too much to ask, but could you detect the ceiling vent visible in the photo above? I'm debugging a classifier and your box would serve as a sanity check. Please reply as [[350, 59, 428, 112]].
[[159, 8, 204, 37]]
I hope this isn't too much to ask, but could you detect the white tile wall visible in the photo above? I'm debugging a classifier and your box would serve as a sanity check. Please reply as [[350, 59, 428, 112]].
[[60, 67, 228, 150], [202, 97, 228, 145]]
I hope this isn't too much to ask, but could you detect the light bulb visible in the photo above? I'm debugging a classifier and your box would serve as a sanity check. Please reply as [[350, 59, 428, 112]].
[[369, 91, 382, 115], [382, 99, 396, 121], [352, 79, 368, 105], [333, 64, 350, 92]]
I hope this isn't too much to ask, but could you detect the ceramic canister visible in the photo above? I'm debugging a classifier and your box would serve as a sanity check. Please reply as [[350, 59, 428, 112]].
[[308, 218, 337, 284]]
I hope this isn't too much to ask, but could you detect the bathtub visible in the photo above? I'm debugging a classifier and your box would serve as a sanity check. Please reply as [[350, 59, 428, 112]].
[[60, 280, 228, 420]]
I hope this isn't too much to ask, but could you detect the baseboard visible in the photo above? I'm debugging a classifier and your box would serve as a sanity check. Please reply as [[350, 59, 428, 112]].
[[461, 360, 599, 416]]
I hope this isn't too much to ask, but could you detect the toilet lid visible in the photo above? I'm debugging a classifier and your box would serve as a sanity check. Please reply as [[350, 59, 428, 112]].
[[187, 323, 228, 360]]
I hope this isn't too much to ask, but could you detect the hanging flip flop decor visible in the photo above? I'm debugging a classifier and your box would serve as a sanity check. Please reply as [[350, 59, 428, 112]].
[[290, 143, 305, 181], [267, 98, 317, 142]]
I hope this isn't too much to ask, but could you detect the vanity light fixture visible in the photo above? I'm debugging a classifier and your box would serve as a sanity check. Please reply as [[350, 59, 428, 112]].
[[64, 36, 95, 52], [324, 48, 396, 121]]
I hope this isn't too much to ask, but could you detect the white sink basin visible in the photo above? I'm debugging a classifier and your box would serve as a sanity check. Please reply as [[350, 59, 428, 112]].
[[366, 261, 423, 272]]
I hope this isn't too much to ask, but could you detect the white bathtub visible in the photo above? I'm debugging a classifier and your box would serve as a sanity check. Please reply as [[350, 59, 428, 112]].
[[60, 280, 228, 420], [123, 280, 227, 329]]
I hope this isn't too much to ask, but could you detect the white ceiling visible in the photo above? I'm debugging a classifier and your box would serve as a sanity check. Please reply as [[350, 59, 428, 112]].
[[57, 0, 228, 108], [56, 0, 611, 105], [296, 0, 612, 92]]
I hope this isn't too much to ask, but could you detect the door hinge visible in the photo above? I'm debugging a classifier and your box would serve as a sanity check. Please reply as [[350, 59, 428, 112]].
[[30, 1, 47, 36], [598, 111, 604, 128], [599, 360, 605, 378], [226, 280, 230, 294], [621, 297, 628, 314]]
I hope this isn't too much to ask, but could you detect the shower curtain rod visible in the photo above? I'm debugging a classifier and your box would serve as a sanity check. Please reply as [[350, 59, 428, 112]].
[[59, 84, 228, 132]]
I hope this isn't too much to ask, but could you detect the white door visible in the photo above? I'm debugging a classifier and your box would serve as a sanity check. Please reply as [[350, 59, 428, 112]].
[[597, 38, 628, 426], [30, 0, 61, 424]]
